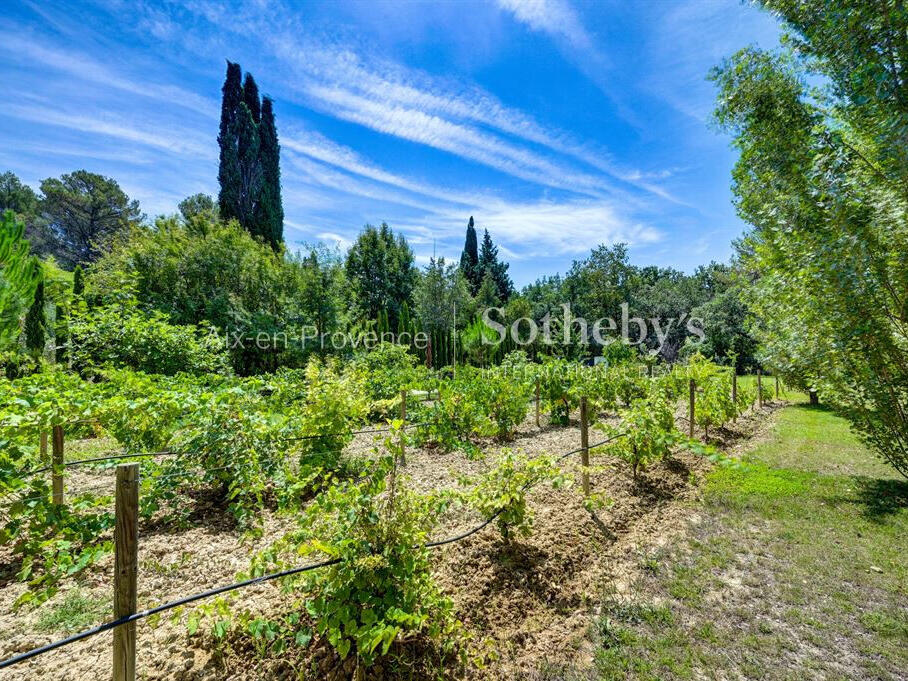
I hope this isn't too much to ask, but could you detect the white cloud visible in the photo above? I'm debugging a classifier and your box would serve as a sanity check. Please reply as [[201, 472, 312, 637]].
[[0, 33, 217, 118], [282, 128, 480, 207], [496, 0, 595, 50], [0, 103, 214, 158]]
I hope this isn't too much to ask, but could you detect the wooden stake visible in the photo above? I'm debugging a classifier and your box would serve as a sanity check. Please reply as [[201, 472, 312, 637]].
[[580, 397, 590, 497], [732, 372, 737, 422], [51, 425, 64, 505], [399, 389, 407, 466], [757, 370, 763, 409], [689, 379, 695, 438], [535, 378, 541, 428], [39, 431, 48, 465], [775, 375, 780, 399], [114, 463, 139, 681]]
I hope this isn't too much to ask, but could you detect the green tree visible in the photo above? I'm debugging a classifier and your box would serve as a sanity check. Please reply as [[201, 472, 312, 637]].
[[38, 170, 143, 268], [459, 215, 480, 294], [23, 280, 45, 354], [475, 269, 501, 310], [0, 172, 56, 261], [242, 72, 261, 123], [257, 97, 283, 249], [477, 228, 513, 302], [234, 102, 262, 234], [217, 61, 243, 224], [87, 215, 312, 373], [711, 2, 908, 477], [72, 265, 84, 296], [345, 223, 415, 329], [217, 63, 282, 248], [0, 171, 37, 216], [178, 193, 218, 222], [414, 257, 471, 336], [292, 244, 345, 350], [0, 210, 40, 348]]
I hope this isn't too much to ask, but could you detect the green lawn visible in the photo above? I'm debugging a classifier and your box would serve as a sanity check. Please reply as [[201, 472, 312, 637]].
[[591, 401, 908, 681]]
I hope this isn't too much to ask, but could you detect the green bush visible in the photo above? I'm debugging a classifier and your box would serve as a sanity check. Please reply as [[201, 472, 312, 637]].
[[253, 455, 459, 666], [474, 368, 531, 439], [86, 217, 344, 374], [70, 304, 230, 376], [294, 358, 369, 470], [350, 342, 424, 414], [598, 393, 678, 478], [460, 450, 568, 540]]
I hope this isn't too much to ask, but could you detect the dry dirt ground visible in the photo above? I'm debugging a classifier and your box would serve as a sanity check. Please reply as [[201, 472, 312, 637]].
[[0, 402, 779, 681]]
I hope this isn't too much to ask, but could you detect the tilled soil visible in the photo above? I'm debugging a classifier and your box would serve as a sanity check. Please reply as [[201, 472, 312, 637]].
[[0, 403, 778, 681]]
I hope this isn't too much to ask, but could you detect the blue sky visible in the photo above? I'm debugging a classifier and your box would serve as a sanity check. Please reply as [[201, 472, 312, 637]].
[[0, 0, 781, 287]]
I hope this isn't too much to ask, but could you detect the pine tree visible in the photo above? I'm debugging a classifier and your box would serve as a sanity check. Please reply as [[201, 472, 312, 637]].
[[476, 269, 501, 309], [24, 279, 45, 354], [257, 97, 284, 249], [217, 61, 243, 223], [478, 229, 513, 302], [72, 265, 84, 296], [243, 73, 261, 123], [459, 216, 480, 295]]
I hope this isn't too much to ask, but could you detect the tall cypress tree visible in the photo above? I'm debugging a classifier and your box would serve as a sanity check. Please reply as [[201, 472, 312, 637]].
[[459, 216, 480, 295], [243, 73, 261, 124], [24, 280, 45, 354], [235, 101, 262, 232], [217, 61, 243, 223], [217, 62, 283, 248], [258, 96, 283, 249]]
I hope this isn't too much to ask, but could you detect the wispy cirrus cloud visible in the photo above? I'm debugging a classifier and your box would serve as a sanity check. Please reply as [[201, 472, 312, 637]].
[[0, 102, 214, 158], [0, 31, 217, 118], [495, 0, 596, 51]]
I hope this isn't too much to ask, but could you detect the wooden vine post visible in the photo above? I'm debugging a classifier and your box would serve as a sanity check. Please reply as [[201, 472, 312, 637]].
[[580, 397, 590, 497], [731, 372, 737, 422], [688, 379, 695, 438], [399, 389, 407, 466], [775, 375, 780, 399], [39, 431, 48, 465], [757, 369, 763, 409], [51, 425, 64, 505], [535, 378, 541, 428], [113, 463, 139, 681]]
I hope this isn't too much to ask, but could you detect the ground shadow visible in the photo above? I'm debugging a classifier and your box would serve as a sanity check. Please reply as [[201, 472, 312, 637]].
[[852, 475, 908, 522]]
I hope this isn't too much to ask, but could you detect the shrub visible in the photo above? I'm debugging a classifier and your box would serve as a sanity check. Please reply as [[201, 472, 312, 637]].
[[350, 342, 424, 415], [474, 368, 531, 439], [598, 393, 678, 478], [416, 377, 487, 453], [70, 303, 230, 376], [294, 358, 369, 470], [460, 450, 568, 540], [253, 455, 459, 667]]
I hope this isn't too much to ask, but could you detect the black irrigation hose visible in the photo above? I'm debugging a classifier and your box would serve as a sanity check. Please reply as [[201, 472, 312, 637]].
[[425, 508, 504, 548], [0, 556, 343, 670]]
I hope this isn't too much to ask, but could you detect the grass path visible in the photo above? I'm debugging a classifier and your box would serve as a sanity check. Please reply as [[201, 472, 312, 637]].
[[592, 401, 908, 681]]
